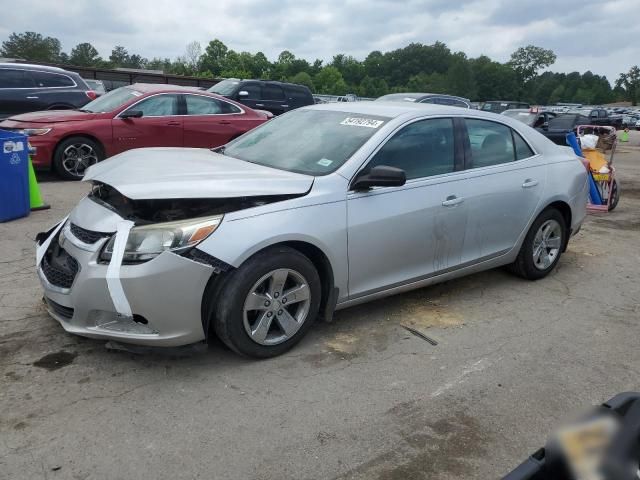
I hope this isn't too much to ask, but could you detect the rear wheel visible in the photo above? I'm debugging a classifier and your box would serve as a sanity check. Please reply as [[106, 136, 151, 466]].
[[509, 208, 567, 280], [608, 179, 620, 212], [213, 246, 321, 358], [53, 136, 104, 180]]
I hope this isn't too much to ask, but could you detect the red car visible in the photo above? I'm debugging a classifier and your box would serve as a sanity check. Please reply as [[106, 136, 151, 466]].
[[0, 83, 271, 179]]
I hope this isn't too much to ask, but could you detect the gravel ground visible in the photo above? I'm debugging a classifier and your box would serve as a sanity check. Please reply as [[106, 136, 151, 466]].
[[1, 133, 640, 479]]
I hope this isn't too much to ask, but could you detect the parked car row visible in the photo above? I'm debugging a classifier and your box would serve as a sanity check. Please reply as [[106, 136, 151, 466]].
[[501, 107, 617, 146], [0, 83, 271, 179]]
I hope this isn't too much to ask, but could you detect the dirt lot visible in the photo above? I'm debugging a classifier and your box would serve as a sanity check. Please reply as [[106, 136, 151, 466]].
[[2, 135, 640, 479]]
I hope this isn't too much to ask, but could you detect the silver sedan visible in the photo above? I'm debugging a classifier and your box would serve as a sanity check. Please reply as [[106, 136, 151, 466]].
[[37, 102, 588, 358]]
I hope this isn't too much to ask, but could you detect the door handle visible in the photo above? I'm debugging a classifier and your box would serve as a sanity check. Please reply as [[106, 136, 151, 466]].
[[166, 121, 181, 126], [522, 179, 539, 188], [26, 96, 39, 99], [218, 120, 232, 125], [442, 195, 464, 207], [282, 105, 289, 108], [255, 104, 265, 107]]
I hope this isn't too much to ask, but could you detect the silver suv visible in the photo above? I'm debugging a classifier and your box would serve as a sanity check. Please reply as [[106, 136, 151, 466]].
[[37, 102, 588, 358]]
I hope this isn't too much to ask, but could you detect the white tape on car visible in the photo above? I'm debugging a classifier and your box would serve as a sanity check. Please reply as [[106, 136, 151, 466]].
[[106, 220, 135, 318], [36, 216, 68, 267]]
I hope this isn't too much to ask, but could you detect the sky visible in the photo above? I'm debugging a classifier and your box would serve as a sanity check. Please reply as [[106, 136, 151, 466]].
[[1, 0, 638, 83]]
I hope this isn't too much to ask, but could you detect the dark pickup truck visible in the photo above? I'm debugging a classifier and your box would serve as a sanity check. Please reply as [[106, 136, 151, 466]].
[[567, 108, 623, 129]]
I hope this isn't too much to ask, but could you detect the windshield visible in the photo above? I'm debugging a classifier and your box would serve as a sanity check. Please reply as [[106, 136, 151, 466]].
[[82, 87, 142, 113], [223, 109, 390, 175], [502, 110, 536, 126], [208, 79, 241, 95]]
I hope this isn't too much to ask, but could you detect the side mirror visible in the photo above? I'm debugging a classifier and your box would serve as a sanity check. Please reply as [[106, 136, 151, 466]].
[[120, 110, 143, 119], [238, 90, 249, 97], [542, 121, 549, 130], [352, 165, 406, 191]]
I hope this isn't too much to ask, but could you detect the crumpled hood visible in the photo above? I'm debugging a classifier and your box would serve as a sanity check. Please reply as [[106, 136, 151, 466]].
[[83, 147, 314, 200]]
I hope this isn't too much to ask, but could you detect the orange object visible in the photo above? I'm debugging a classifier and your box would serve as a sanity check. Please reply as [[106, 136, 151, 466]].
[[582, 149, 608, 172]]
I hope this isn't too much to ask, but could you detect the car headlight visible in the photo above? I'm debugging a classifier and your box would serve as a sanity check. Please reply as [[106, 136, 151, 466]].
[[20, 128, 52, 136], [100, 215, 223, 263]]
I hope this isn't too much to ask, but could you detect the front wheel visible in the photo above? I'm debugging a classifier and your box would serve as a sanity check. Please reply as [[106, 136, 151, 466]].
[[509, 208, 567, 280], [53, 136, 104, 180], [213, 246, 321, 358]]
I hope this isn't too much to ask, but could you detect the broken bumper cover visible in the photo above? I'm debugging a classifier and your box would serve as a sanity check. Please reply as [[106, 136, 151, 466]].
[[38, 230, 214, 347]]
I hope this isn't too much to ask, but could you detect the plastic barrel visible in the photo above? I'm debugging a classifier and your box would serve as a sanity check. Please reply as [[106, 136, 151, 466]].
[[0, 130, 30, 222]]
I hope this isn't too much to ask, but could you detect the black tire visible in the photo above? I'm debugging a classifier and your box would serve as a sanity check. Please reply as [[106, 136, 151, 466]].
[[53, 136, 104, 181], [608, 179, 620, 212], [213, 246, 321, 358], [509, 208, 567, 280]]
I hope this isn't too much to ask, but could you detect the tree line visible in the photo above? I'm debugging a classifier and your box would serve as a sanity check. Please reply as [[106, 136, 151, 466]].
[[2, 31, 639, 105]]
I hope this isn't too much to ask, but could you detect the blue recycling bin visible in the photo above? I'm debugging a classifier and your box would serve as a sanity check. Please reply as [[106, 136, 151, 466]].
[[0, 130, 30, 222]]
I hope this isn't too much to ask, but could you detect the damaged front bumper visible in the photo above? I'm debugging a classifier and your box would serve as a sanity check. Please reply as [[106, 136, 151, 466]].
[[38, 218, 215, 347]]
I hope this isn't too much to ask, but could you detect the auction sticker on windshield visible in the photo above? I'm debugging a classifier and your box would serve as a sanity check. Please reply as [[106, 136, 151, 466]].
[[340, 117, 385, 128]]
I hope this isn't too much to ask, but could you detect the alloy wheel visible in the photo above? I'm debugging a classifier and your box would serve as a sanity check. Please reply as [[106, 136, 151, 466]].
[[532, 219, 562, 270], [243, 268, 312, 346], [61, 143, 99, 178]]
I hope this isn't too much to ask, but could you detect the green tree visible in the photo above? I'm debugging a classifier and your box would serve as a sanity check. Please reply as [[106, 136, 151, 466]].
[[314, 66, 347, 95], [109, 45, 130, 67], [330, 54, 365, 86], [69, 42, 100, 66], [548, 85, 565, 104], [446, 54, 477, 99], [252, 52, 271, 78], [508, 45, 557, 85], [406, 72, 447, 94], [200, 39, 229, 75], [1, 31, 62, 62], [290, 71, 315, 91], [616, 66, 640, 106]]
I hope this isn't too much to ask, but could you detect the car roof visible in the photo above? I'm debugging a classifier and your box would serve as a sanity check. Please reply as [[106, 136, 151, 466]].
[[127, 83, 208, 94], [0, 62, 72, 74], [302, 101, 506, 120], [378, 92, 470, 102]]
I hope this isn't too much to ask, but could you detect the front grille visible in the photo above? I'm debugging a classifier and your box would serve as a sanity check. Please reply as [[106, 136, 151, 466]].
[[45, 297, 74, 320], [41, 248, 79, 289], [70, 223, 112, 244]]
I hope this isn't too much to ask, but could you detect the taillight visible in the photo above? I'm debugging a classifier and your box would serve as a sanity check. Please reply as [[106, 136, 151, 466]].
[[85, 90, 97, 100]]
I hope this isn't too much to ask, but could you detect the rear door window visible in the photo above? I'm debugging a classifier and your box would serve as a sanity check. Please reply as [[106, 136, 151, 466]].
[[0, 69, 34, 88], [30, 71, 75, 87], [513, 131, 535, 160], [288, 88, 311, 105], [262, 84, 285, 101], [185, 94, 222, 115], [465, 118, 516, 168]]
